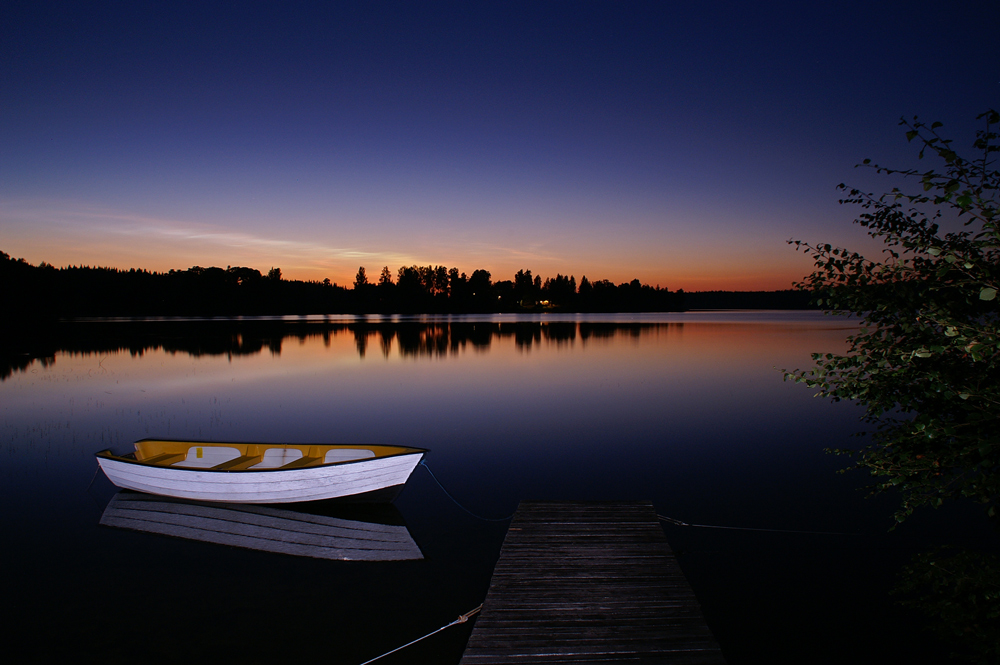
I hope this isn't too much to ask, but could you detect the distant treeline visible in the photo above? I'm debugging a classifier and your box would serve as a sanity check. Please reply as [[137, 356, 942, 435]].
[[1, 250, 814, 321], [1, 251, 684, 318]]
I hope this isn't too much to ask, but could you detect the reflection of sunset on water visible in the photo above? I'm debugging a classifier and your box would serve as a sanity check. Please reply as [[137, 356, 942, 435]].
[[2, 314, 857, 457], [2, 312, 992, 664]]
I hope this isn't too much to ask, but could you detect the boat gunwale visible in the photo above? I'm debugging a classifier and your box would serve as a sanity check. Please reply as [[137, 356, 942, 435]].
[[95, 439, 427, 474]]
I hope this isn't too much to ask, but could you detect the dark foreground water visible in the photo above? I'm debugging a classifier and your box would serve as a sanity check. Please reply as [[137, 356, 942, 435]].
[[2, 312, 996, 664]]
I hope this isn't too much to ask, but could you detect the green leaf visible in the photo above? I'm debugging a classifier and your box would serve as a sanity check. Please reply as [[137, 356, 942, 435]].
[[980, 288, 997, 301]]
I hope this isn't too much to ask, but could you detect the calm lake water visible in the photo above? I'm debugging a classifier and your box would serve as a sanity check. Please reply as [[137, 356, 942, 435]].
[[2, 312, 996, 664]]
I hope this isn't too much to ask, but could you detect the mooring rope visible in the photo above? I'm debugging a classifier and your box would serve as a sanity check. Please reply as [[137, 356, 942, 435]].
[[86, 463, 101, 493], [657, 514, 859, 536], [84, 463, 108, 512], [419, 460, 515, 522], [357, 604, 483, 665]]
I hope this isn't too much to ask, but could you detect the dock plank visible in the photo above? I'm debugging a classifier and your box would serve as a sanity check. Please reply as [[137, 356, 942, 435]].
[[460, 501, 725, 664]]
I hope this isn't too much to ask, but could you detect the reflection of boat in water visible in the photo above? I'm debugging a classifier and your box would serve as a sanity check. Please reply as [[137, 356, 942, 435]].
[[95, 439, 426, 503], [100, 491, 423, 561]]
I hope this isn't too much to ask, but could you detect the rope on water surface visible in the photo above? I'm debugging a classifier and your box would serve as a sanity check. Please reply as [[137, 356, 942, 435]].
[[357, 604, 483, 665], [657, 514, 859, 536], [419, 460, 515, 522]]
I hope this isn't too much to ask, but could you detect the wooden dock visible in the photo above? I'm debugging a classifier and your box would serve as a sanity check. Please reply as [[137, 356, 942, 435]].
[[460, 501, 726, 664]]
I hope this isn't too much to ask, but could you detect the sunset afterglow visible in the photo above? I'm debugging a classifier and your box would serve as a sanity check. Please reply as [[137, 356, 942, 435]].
[[2, 2, 997, 291]]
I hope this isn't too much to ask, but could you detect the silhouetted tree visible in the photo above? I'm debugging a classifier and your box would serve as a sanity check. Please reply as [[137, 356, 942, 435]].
[[467, 269, 493, 311], [513, 269, 535, 305], [354, 266, 368, 289], [542, 273, 577, 306], [577, 275, 593, 309], [469, 269, 491, 291], [374, 266, 396, 312], [494, 279, 515, 309], [393, 266, 425, 312], [229, 266, 263, 286], [434, 265, 449, 296], [378, 266, 393, 286]]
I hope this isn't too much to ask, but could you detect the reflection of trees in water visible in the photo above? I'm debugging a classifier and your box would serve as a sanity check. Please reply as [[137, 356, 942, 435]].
[[1, 319, 676, 378], [353, 322, 581, 358], [579, 322, 647, 340], [1, 353, 54, 381]]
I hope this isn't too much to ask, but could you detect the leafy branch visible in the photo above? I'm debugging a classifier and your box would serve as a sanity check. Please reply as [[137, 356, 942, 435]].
[[785, 110, 1000, 525]]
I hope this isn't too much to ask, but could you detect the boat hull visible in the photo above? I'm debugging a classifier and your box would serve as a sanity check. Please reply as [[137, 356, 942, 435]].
[[96, 452, 423, 504]]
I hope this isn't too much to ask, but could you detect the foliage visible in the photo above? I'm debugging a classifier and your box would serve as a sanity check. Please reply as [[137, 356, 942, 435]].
[[786, 110, 1000, 524], [893, 548, 1000, 664]]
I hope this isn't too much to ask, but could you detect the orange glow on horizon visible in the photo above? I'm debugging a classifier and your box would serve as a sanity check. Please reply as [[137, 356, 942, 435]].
[[2, 244, 808, 293]]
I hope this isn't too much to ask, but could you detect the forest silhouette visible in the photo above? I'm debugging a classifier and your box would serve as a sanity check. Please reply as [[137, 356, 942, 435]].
[[1, 251, 810, 321], [2, 251, 686, 318]]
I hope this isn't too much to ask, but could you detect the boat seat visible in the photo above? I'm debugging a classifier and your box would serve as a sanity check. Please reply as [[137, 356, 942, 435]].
[[141, 452, 187, 466], [277, 456, 321, 470], [211, 455, 265, 471]]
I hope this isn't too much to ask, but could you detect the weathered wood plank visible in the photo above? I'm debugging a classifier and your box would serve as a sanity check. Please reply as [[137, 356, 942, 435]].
[[460, 501, 726, 664]]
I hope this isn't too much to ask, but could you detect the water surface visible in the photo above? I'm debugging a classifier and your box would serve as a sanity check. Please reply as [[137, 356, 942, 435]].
[[2, 312, 994, 663]]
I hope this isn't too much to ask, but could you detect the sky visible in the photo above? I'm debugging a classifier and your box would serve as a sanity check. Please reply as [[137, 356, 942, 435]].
[[2, 1, 998, 291]]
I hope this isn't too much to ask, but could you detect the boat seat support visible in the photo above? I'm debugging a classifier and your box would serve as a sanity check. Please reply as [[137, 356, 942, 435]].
[[141, 452, 188, 466], [278, 456, 321, 470], [212, 455, 265, 471]]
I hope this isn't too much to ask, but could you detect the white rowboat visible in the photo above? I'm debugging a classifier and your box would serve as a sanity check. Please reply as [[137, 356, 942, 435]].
[[95, 439, 426, 504]]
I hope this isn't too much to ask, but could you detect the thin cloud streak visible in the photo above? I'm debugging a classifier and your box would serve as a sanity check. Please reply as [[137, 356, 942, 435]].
[[1, 199, 572, 281], [2, 199, 415, 268], [0, 198, 815, 289]]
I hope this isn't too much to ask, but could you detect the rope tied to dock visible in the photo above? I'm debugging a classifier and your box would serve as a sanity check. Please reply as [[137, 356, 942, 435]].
[[658, 514, 859, 536], [357, 604, 483, 665]]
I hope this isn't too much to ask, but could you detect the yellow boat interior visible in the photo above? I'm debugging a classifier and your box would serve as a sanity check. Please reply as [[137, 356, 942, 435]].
[[98, 439, 423, 471]]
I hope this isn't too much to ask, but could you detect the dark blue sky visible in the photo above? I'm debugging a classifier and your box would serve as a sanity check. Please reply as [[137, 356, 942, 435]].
[[3, 1, 998, 288]]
